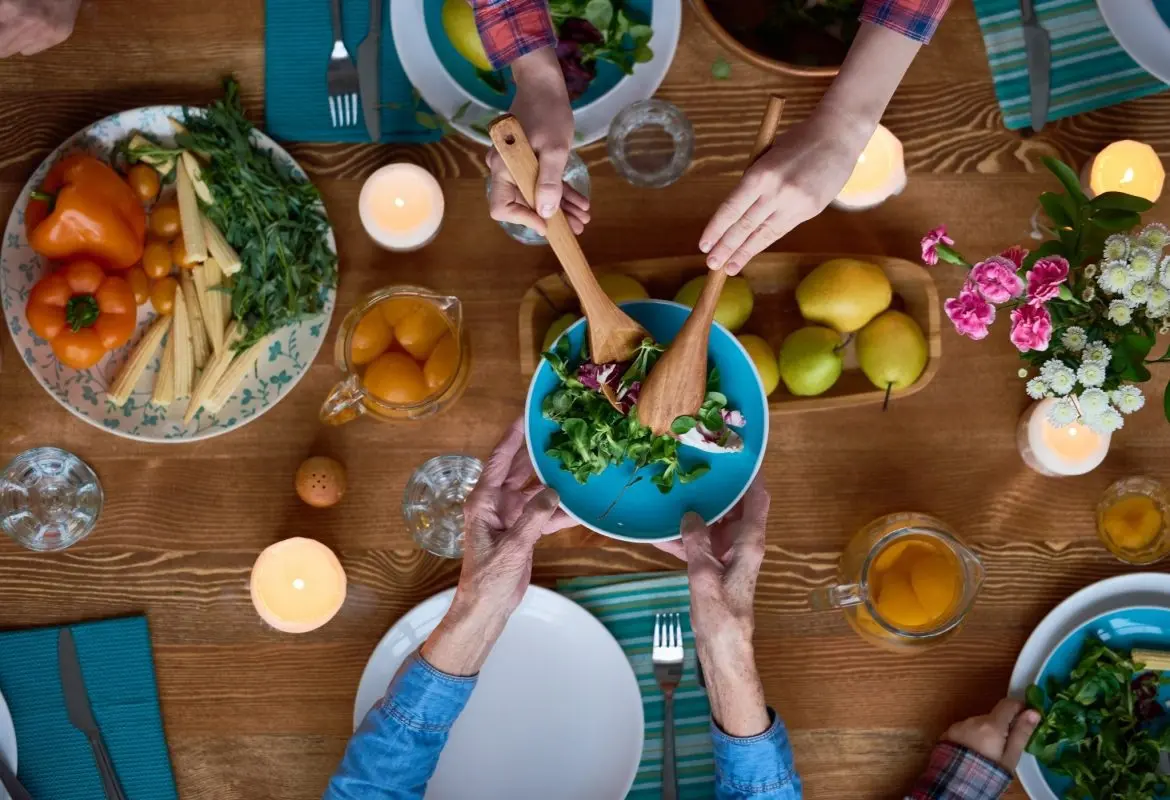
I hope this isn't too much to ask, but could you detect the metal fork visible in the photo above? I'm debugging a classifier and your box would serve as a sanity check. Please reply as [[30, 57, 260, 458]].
[[327, 0, 360, 128], [652, 612, 684, 800]]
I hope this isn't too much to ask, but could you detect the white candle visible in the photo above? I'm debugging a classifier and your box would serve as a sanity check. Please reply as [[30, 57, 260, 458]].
[[250, 537, 347, 633], [1017, 398, 1111, 477], [1081, 140, 1165, 203], [831, 124, 907, 211], [359, 163, 445, 251]]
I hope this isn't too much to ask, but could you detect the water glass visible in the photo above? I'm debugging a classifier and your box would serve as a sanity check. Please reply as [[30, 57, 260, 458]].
[[487, 151, 591, 246], [607, 100, 694, 188], [403, 455, 483, 558], [1, 447, 103, 551]]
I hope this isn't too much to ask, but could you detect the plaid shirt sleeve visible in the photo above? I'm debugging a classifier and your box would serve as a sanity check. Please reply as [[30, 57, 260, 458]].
[[471, 0, 558, 70], [906, 742, 1013, 800], [860, 0, 952, 44]]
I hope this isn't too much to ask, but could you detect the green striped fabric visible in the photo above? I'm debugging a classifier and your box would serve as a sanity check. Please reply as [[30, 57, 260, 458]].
[[972, 0, 1167, 130], [557, 572, 713, 800]]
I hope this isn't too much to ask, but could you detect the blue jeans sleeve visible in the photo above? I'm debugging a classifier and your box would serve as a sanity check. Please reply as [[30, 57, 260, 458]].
[[711, 709, 803, 800], [323, 653, 477, 800]]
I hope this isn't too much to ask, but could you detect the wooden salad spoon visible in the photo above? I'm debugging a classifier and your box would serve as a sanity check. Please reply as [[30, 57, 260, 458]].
[[489, 116, 649, 367], [637, 96, 785, 436]]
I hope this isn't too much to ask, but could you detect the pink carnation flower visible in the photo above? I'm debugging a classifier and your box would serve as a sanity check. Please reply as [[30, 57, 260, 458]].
[[969, 256, 1024, 303], [1025, 257, 1069, 306], [1009, 304, 1053, 352], [999, 245, 1028, 268], [944, 286, 996, 340], [920, 226, 954, 266]]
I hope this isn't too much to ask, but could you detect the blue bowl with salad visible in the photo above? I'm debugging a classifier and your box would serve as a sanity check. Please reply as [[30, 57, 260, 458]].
[[1026, 606, 1170, 800], [524, 300, 768, 542]]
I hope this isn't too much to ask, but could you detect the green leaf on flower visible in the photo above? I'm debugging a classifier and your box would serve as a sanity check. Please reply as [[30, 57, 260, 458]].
[[1040, 192, 1074, 229], [1090, 191, 1155, 213], [933, 244, 968, 267], [1042, 157, 1089, 206], [1111, 330, 1155, 382], [1089, 209, 1142, 233]]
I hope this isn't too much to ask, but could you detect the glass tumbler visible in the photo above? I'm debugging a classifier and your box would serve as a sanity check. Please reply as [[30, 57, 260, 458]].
[[487, 151, 591, 246], [1, 447, 103, 551], [403, 455, 483, 558], [607, 99, 694, 188]]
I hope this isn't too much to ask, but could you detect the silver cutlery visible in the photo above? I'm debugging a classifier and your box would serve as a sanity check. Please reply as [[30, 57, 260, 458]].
[[0, 750, 31, 800], [59, 629, 127, 800], [357, 0, 382, 141], [1020, 0, 1051, 132], [327, 0, 361, 128], [652, 612, 684, 800]]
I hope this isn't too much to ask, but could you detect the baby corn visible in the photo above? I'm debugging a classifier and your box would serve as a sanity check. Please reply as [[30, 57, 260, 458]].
[[181, 271, 210, 369], [171, 289, 194, 399], [1133, 649, 1170, 671], [185, 322, 243, 423], [176, 164, 207, 263], [203, 216, 241, 276], [108, 315, 172, 407], [204, 335, 270, 414], [181, 152, 213, 204], [152, 333, 176, 407], [192, 260, 225, 352]]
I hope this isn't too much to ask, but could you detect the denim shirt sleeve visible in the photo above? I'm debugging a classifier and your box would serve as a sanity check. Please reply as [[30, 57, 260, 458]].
[[323, 653, 477, 800], [711, 708, 803, 800]]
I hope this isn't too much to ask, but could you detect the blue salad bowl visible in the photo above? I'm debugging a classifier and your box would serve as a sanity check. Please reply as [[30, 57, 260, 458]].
[[1030, 605, 1170, 800], [525, 300, 769, 542]]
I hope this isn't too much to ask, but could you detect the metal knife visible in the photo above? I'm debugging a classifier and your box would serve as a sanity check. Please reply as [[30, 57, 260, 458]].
[[357, 0, 383, 142], [0, 750, 32, 800], [58, 629, 127, 800], [1020, 0, 1051, 132]]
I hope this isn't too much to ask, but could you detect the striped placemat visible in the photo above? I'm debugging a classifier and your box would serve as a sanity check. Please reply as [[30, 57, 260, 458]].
[[972, 0, 1167, 130], [557, 572, 713, 800]]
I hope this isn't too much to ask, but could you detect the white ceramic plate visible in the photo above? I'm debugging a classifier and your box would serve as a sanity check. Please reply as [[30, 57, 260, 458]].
[[393, 0, 682, 147], [1009, 572, 1170, 800], [353, 586, 644, 800], [1099, 0, 1170, 85], [0, 105, 336, 442], [0, 688, 16, 800]]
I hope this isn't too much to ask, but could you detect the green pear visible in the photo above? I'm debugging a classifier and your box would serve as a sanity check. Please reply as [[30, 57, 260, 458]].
[[778, 326, 844, 396], [796, 258, 892, 333], [856, 310, 928, 391]]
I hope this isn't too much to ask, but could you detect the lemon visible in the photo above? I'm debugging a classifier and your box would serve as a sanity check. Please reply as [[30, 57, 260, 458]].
[[541, 313, 578, 351], [442, 0, 493, 71], [596, 273, 649, 305], [674, 275, 754, 332], [736, 334, 779, 395]]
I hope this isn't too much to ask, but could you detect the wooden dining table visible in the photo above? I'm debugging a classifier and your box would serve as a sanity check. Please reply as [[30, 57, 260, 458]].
[[3, 1, 1170, 797]]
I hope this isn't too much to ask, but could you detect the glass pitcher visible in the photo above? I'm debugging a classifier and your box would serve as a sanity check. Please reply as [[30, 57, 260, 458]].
[[810, 512, 985, 653], [320, 286, 471, 425]]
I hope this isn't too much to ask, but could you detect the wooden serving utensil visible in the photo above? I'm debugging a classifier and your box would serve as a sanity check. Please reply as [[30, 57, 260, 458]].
[[637, 96, 785, 436], [489, 116, 649, 366]]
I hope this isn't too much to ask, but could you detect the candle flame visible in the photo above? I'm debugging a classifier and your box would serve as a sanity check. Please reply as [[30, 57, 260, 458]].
[[293, 578, 305, 590], [394, 196, 405, 208], [1121, 167, 1135, 185]]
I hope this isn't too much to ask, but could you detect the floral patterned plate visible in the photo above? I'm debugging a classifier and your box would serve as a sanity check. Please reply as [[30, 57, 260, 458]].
[[1, 106, 336, 442]]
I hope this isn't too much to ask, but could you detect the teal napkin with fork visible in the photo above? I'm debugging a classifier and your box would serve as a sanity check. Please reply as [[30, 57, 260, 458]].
[[557, 572, 714, 800], [0, 616, 177, 800]]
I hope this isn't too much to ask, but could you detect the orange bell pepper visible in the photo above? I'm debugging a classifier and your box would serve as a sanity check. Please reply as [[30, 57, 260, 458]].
[[26, 154, 147, 270], [26, 259, 138, 370]]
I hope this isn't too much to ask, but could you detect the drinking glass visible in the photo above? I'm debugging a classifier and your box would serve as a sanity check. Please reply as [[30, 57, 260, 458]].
[[487, 152, 591, 246], [403, 455, 483, 558], [1097, 476, 1170, 565], [1, 447, 103, 551], [607, 100, 694, 188]]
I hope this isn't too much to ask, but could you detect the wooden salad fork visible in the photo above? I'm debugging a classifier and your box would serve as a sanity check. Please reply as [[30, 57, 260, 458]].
[[489, 116, 648, 366], [637, 96, 785, 436]]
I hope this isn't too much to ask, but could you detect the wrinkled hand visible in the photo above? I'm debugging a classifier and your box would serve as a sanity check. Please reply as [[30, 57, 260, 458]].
[[0, 0, 81, 58], [943, 698, 1041, 773], [699, 108, 868, 275], [486, 48, 590, 236]]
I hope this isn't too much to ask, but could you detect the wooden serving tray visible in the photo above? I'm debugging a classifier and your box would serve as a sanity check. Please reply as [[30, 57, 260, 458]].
[[518, 253, 941, 414]]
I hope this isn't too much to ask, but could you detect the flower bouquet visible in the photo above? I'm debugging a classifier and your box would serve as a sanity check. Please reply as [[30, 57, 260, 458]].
[[923, 157, 1163, 434]]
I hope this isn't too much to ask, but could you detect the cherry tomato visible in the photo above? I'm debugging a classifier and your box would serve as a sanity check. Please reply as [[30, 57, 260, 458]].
[[149, 202, 182, 239], [171, 235, 198, 269], [150, 276, 178, 315], [142, 240, 173, 280], [127, 164, 160, 205], [126, 267, 150, 305]]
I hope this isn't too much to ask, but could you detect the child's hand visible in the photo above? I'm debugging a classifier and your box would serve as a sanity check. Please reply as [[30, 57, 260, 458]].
[[943, 698, 1041, 772]]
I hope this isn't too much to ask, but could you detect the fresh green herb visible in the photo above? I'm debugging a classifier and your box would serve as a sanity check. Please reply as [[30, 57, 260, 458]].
[[547, 0, 653, 74], [711, 57, 732, 80], [621, 337, 664, 389], [175, 79, 338, 350], [1025, 637, 1170, 799]]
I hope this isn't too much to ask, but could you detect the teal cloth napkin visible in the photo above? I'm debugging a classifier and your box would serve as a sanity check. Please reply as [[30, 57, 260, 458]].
[[557, 572, 713, 800], [972, 0, 1167, 130], [0, 616, 177, 800], [265, 0, 443, 143]]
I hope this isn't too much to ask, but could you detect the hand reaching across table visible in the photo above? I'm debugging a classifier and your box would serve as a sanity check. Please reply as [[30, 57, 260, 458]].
[[0, 0, 81, 58]]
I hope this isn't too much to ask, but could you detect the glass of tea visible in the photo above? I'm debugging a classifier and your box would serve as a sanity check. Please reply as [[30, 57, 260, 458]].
[[1097, 477, 1170, 565], [810, 512, 985, 653], [320, 286, 470, 425]]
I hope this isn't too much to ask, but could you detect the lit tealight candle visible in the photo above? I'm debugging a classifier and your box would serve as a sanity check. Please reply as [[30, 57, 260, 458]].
[[1017, 398, 1111, 477], [359, 163, 445, 251], [831, 124, 907, 211], [250, 537, 347, 633], [1082, 140, 1164, 203]]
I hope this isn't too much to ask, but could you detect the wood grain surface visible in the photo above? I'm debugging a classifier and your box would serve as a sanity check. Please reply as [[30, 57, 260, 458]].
[[1, 2, 1169, 798]]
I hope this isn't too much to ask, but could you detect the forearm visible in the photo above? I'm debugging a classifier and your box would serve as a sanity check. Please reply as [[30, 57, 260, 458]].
[[700, 641, 770, 737], [421, 591, 509, 675]]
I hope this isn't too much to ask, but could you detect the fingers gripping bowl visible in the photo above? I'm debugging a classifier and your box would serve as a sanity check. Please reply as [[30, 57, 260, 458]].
[[524, 300, 769, 542]]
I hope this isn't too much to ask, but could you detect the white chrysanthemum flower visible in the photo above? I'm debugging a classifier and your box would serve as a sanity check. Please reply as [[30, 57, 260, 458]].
[[1150, 284, 1170, 308], [1087, 406, 1124, 435], [1112, 385, 1146, 414], [1078, 388, 1111, 415], [1060, 326, 1087, 352], [1130, 246, 1160, 281], [1126, 281, 1153, 306], [1077, 362, 1107, 388], [1107, 300, 1133, 326], [1041, 358, 1068, 379], [1099, 261, 1134, 295], [1139, 223, 1170, 251], [1047, 397, 1079, 427], [1103, 234, 1131, 261], [1048, 368, 1076, 396], [1150, 302, 1170, 320], [1026, 377, 1049, 400], [1082, 341, 1111, 365], [1085, 263, 1099, 278], [1083, 288, 1096, 303], [1160, 256, 1170, 289]]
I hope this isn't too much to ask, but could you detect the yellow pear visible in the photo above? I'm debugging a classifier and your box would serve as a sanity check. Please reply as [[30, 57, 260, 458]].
[[541, 313, 578, 351], [674, 275, 754, 332], [796, 258, 892, 333], [596, 273, 649, 304], [736, 334, 780, 396], [856, 310, 927, 391]]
